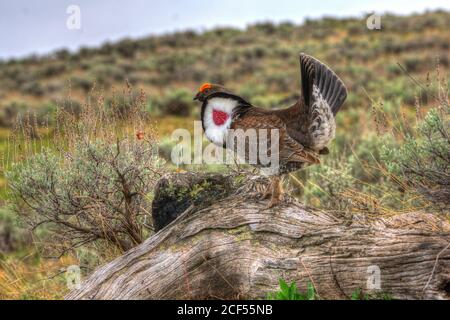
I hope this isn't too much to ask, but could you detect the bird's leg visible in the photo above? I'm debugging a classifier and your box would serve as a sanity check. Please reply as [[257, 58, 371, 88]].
[[266, 176, 283, 208], [260, 176, 278, 200], [260, 183, 272, 200]]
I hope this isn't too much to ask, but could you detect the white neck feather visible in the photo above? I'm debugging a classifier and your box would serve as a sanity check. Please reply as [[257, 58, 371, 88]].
[[203, 97, 238, 145]]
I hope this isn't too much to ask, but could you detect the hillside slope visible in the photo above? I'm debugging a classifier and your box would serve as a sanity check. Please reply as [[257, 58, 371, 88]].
[[0, 11, 448, 126]]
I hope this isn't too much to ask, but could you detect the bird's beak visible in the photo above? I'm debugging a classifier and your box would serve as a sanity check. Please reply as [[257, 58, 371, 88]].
[[193, 92, 201, 101]]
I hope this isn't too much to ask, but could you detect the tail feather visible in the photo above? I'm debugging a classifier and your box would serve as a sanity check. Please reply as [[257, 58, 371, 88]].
[[300, 53, 347, 116], [299, 53, 347, 150]]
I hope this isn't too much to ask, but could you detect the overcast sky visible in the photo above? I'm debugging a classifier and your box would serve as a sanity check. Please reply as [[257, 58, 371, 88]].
[[0, 0, 449, 59]]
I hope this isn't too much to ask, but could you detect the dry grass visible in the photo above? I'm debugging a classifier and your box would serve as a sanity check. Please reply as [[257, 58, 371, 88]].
[[0, 251, 75, 300]]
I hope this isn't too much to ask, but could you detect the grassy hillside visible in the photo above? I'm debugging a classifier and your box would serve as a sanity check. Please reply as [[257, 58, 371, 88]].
[[0, 10, 448, 126]]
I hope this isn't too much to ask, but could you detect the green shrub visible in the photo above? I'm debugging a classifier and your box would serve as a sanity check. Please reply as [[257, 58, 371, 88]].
[[38, 63, 67, 78], [0, 102, 29, 127], [156, 88, 194, 116], [72, 76, 93, 93], [154, 53, 197, 81], [6, 138, 161, 255], [115, 38, 139, 58], [348, 134, 387, 183], [301, 160, 355, 210], [252, 94, 286, 109], [237, 82, 267, 100], [89, 64, 124, 85], [20, 81, 44, 96], [381, 104, 450, 209], [57, 99, 82, 116], [6, 87, 164, 256], [0, 206, 30, 254]]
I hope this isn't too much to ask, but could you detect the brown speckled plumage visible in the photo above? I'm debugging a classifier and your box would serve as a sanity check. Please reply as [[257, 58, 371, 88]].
[[194, 53, 347, 207]]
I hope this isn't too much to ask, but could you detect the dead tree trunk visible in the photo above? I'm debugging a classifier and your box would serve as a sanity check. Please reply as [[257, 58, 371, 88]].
[[66, 184, 450, 300]]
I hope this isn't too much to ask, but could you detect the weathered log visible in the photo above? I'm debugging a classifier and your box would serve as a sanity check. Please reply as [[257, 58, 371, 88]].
[[66, 177, 450, 300]]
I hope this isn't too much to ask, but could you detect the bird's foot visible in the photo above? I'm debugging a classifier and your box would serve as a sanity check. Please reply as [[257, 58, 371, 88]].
[[260, 189, 272, 200], [263, 176, 283, 209], [266, 198, 280, 209], [265, 193, 285, 209]]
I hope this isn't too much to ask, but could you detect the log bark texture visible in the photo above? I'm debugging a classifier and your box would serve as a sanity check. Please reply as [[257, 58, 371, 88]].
[[66, 181, 450, 300]]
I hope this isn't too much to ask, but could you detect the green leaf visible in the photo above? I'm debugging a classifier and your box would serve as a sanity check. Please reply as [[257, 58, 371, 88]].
[[306, 282, 316, 300], [267, 279, 317, 300], [288, 282, 297, 299], [279, 278, 289, 294], [351, 288, 361, 300]]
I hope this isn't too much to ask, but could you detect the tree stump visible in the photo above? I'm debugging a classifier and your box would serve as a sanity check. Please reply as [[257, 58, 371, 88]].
[[66, 175, 450, 300]]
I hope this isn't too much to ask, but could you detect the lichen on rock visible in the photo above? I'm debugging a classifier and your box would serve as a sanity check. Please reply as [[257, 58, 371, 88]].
[[151, 172, 235, 231]]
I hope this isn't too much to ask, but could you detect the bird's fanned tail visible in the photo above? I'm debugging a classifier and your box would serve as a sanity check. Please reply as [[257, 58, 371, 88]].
[[299, 53, 348, 150], [300, 53, 347, 116]]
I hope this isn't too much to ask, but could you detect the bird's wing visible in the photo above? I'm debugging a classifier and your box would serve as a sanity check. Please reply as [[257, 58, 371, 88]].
[[230, 111, 320, 164], [280, 133, 320, 164]]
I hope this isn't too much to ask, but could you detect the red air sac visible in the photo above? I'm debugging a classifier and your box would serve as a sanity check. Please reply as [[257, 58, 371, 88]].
[[212, 109, 229, 126]]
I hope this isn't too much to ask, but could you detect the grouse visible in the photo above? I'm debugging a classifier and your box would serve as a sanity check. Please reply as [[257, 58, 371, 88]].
[[194, 53, 347, 207]]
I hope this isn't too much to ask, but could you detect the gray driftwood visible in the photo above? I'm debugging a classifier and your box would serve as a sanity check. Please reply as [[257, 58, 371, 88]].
[[66, 176, 450, 300]]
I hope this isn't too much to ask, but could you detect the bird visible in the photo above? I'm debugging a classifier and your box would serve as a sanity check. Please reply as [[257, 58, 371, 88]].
[[193, 53, 347, 208]]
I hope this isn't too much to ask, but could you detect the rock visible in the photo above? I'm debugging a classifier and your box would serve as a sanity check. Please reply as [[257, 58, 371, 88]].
[[151, 172, 234, 231]]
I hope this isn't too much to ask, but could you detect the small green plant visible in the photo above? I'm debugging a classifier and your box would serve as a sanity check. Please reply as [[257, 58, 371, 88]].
[[350, 288, 367, 300], [267, 279, 317, 300], [351, 288, 393, 300]]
